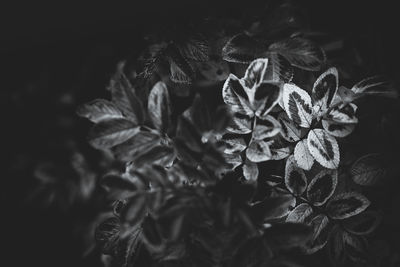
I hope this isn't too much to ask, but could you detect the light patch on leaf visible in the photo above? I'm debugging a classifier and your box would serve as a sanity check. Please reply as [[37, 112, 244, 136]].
[[148, 81, 171, 133], [294, 139, 314, 170], [286, 203, 313, 223], [242, 58, 269, 89], [243, 160, 259, 182], [307, 129, 340, 169], [246, 139, 272, 162], [322, 119, 355, 138], [282, 83, 313, 128], [307, 169, 338, 206], [222, 74, 254, 116], [285, 156, 307, 196], [222, 133, 247, 154], [312, 67, 338, 117], [326, 192, 370, 220], [227, 113, 253, 134], [252, 115, 281, 140]]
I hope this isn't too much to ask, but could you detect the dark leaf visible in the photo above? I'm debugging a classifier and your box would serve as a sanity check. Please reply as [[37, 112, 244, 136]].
[[177, 37, 209, 61], [95, 217, 120, 255], [77, 99, 124, 123], [263, 52, 294, 83], [307, 169, 338, 206], [351, 76, 398, 98], [286, 203, 313, 223], [278, 112, 303, 142], [148, 81, 171, 133], [350, 153, 386, 186], [326, 192, 370, 220], [304, 214, 331, 254], [252, 194, 296, 221], [264, 223, 313, 250], [254, 82, 282, 119], [343, 210, 381, 235]]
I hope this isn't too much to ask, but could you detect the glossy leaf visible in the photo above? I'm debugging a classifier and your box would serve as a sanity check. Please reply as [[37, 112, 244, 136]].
[[77, 99, 124, 123], [327, 192, 370, 220], [285, 156, 307, 196], [350, 153, 386, 186], [307, 129, 340, 169], [307, 169, 338, 206], [148, 81, 171, 133], [88, 119, 140, 149], [282, 83, 313, 127], [294, 139, 314, 170]]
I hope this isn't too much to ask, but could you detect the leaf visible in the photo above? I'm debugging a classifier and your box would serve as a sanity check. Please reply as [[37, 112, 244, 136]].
[[326, 103, 358, 124], [222, 33, 262, 63], [285, 155, 307, 196], [286, 203, 313, 223], [132, 145, 175, 168], [167, 45, 195, 84], [246, 139, 272, 162], [148, 81, 171, 133], [109, 63, 144, 124], [342, 232, 368, 263], [294, 139, 314, 170], [95, 217, 120, 255], [282, 83, 313, 128], [307, 169, 338, 206], [112, 130, 161, 162], [322, 119, 355, 138], [222, 133, 247, 154], [77, 99, 124, 123], [253, 82, 282, 118], [222, 74, 253, 116], [304, 214, 331, 254], [252, 194, 296, 221], [351, 76, 398, 98], [223, 153, 243, 170], [252, 115, 281, 140], [242, 58, 269, 89], [268, 37, 326, 71], [312, 67, 338, 117], [263, 52, 294, 83], [326, 192, 370, 220], [243, 160, 259, 182], [343, 210, 381, 235], [307, 129, 340, 169], [227, 112, 252, 134], [278, 112, 303, 142], [88, 119, 140, 149], [177, 37, 209, 61], [332, 85, 357, 105], [269, 137, 292, 160], [350, 153, 386, 186]]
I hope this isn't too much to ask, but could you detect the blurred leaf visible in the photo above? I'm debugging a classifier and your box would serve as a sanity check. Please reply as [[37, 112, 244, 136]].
[[304, 214, 330, 254], [222, 33, 263, 63], [252, 194, 296, 222], [243, 159, 259, 182], [312, 67, 338, 117], [326, 192, 370, 220], [148, 81, 172, 133], [264, 223, 313, 250], [351, 76, 398, 98], [95, 217, 121, 255], [77, 99, 124, 123], [350, 153, 386, 186]]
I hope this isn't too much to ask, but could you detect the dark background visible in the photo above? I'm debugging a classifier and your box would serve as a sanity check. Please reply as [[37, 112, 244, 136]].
[[1, 1, 399, 266]]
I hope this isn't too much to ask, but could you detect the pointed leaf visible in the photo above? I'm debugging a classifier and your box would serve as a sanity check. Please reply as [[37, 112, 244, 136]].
[[326, 103, 358, 124], [294, 139, 314, 170], [285, 155, 307, 196], [350, 153, 386, 186], [77, 99, 124, 123], [222, 33, 262, 63], [148, 81, 171, 132], [312, 67, 338, 117], [307, 129, 340, 169], [242, 58, 269, 89], [88, 119, 140, 149], [263, 52, 294, 83], [286, 203, 313, 223], [252, 115, 281, 140], [327, 192, 370, 220], [227, 112, 252, 134], [254, 82, 282, 118], [322, 119, 355, 138], [282, 83, 313, 127], [307, 169, 338, 206], [222, 74, 253, 116], [246, 139, 272, 162], [222, 133, 247, 154], [278, 112, 303, 142]]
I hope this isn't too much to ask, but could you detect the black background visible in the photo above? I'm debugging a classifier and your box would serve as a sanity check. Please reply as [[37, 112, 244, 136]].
[[1, 1, 399, 266]]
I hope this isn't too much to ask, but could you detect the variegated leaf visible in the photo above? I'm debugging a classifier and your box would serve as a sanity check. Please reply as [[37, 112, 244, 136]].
[[278, 112, 303, 142], [269, 137, 292, 160], [246, 139, 272, 162], [322, 119, 356, 138], [307, 129, 340, 169], [331, 85, 357, 106], [304, 214, 330, 254], [243, 160, 259, 182], [227, 112, 252, 134], [326, 192, 370, 220], [285, 155, 307, 196], [350, 153, 386, 186], [312, 67, 338, 117], [148, 81, 171, 133], [252, 115, 281, 140], [294, 139, 314, 170], [77, 99, 124, 123], [286, 203, 313, 223], [263, 52, 294, 83], [222, 133, 247, 154], [88, 119, 140, 149], [282, 83, 313, 128], [254, 82, 282, 118], [242, 58, 269, 89], [326, 103, 358, 124], [222, 74, 253, 116], [223, 153, 243, 170], [307, 169, 338, 206]]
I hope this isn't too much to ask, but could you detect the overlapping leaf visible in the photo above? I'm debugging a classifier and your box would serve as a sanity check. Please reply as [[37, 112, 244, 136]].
[[326, 192, 370, 220], [284, 156, 307, 196], [286, 203, 313, 223], [311, 67, 338, 117], [246, 140, 272, 162], [282, 83, 313, 128], [277, 112, 303, 142], [322, 120, 355, 138], [307, 129, 340, 169], [252, 115, 281, 140], [294, 139, 314, 170], [307, 169, 338, 206]]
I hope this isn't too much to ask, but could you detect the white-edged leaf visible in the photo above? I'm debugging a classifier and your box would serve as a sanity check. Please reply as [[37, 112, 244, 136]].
[[307, 129, 340, 169], [227, 112, 252, 134], [326, 103, 358, 124], [222, 74, 253, 116], [294, 139, 314, 170], [254, 82, 282, 118], [269, 137, 292, 160], [350, 153, 386, 186], [222, 133, 247, 154], [342, 210, 381, 236], [268, 38, 326, 71], [284, 155, 307, 196], [77, 99, 124, 123], [223, 153, 243, 169], [282, 83, 313, 128], [331, 85, 357, 106], [304, 214, 330, 254], [222, 33, 261, 63], [263, 52, 294, 83], [326, 192, 370, 220], [88, 119, 140, 149], [148, 81, 171, 133], [351, 76, 398, 98], [312, 67, 338, 117], [322, 119, 355, 138], [278, 112, 303, 142], [252, 115, 281, 140], [307, 169, 338, 206], [286, 203, 313, 223], [243, 160, 259, 182], [242, 58, 269, 89], [246, 139, 272, 162]]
